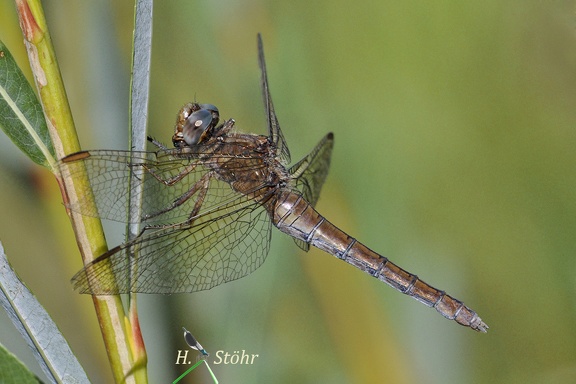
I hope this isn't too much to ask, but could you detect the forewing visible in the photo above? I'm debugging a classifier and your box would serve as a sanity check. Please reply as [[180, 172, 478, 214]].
[[71, 182, 274, 294], [60, 150, 153, 222], [257, 34, 291, 164], [59, 148, 259, 225], [288, 133, 334, 251]]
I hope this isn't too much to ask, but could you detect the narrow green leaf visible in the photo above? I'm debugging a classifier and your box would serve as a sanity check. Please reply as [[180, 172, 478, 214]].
[[124, 1, 153, 378], [0, 40, 55, 168], [130, 0, 153, 154], [0, 343, 40, 384], [0, 242, 89, 383], [127, 0, 153, 237]]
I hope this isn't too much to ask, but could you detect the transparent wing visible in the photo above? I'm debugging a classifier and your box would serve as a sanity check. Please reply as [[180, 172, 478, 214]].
[[71, 183, 274, 294], [257, 34, 291, 164], [289, 133, 334, 207], [288, 133, 334, 251], [59, 148, 266, 225]]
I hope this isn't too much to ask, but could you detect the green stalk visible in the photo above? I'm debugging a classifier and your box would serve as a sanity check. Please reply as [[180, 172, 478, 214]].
[[14, 1, 143, 382]]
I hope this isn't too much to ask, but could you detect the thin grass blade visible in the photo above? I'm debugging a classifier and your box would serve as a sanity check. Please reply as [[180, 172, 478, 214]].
[[0, 242, 89, 383]]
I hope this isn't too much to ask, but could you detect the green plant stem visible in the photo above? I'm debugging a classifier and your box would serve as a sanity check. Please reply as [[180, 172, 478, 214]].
[[14, 0, 144, 382]]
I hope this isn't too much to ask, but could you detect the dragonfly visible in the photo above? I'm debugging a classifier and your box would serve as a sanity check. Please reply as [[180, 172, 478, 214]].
[[60, 34, 488, 333]]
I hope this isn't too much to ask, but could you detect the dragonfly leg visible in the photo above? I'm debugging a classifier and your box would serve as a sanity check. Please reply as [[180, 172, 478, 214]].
[[184, 173, 211, 223], [143, 171, 214, 222], [131, 161, 199, 186], [147, 136, 169, 150]]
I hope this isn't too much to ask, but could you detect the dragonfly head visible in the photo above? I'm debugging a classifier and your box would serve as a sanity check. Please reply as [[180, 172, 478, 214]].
[[173, 103, 220, 147]]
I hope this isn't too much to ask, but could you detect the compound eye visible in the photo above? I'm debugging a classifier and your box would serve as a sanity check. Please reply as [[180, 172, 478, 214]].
[[182, 108, 213, 145], [199, 103, 219, 126]]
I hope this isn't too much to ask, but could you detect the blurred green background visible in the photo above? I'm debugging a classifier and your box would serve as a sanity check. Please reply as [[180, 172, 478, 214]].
[[1, 1, 576, 383]]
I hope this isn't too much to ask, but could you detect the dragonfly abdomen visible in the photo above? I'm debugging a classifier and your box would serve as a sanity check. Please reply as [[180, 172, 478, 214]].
[[272, 190, 488, 333]]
